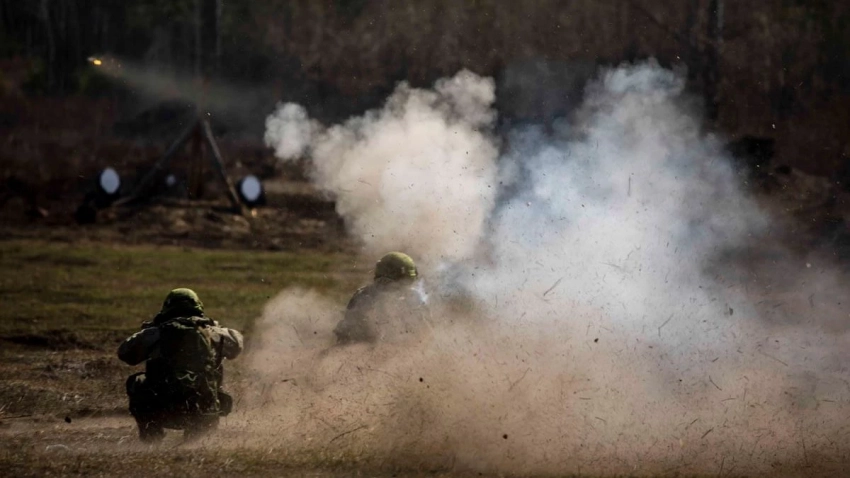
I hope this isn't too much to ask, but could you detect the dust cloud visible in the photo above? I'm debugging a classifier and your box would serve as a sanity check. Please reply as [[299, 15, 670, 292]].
[[248, 62, 850, 475]]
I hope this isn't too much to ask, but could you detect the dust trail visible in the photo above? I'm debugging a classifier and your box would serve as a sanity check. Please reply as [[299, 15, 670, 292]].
[[251, 63, 850, 475]]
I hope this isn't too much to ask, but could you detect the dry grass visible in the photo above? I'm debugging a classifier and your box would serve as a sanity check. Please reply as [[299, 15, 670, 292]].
[[0, 239, 364, 418]]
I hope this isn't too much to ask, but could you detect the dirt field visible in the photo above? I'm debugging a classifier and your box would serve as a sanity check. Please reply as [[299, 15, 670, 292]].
[[0, 416, 469, 477], [4, 96, 850, 475], [0, 237, 372, 476], [0, 234, 503, 477], [2, 220, 849, 477]]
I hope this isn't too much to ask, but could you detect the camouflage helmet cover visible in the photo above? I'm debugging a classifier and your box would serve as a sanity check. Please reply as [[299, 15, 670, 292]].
[[374, 252, 417, 281], [159, 288, 204, 318]]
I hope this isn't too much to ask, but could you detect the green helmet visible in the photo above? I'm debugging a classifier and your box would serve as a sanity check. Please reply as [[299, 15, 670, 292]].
[[374, 252, 418, 282], [155, 288, 204, 323]]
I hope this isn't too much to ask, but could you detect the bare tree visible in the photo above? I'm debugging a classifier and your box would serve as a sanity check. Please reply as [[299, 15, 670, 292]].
[[39, 0, 55, 91], [704, 0, 723, 121]]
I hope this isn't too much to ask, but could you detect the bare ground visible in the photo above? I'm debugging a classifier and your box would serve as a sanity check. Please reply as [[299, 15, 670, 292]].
[[3, 97, 850, 475]]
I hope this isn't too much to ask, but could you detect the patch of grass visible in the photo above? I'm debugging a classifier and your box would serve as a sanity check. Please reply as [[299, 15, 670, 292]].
[[0, 239, 368, 418], [0, 240, 363, 339]]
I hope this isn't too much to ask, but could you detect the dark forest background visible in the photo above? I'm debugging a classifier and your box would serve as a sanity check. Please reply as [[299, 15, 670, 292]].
[[1, 0, 848, 176]]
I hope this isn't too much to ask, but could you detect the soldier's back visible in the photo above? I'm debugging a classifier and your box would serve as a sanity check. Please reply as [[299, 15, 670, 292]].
[[334, 282, 428, 344]]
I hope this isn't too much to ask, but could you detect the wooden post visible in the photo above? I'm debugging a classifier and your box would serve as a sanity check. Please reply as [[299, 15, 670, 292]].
[[189, 124, 206, 198], [114, 118, 198, 206], [39, 0, 55, 92], [200, 119, 245, 214]]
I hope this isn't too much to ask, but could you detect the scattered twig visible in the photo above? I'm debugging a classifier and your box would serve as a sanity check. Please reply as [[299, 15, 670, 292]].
[[802, 437, 809, 466], [701, 427, 714, 439], [756, 349, 788, 367], [685, 418, 699, 430], [291, 325, 304, 345], [0, 414, 32, 420], [658, 314, 673, 337], [329, 425, 367, 444], [508, 368, 531, 392], [709, 376, 723, 391], [595, 416, 607, 425], [363, 366, 402, 381], [543, 278, 563, 297]]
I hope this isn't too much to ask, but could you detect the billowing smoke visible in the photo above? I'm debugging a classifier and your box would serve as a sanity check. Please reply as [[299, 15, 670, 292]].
[[246, 62, 850, 475], [264, 104, 319, 161], [264, 71, 499, 264]]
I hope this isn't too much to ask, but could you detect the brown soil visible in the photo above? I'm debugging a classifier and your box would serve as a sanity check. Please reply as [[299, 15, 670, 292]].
[[3, 95, 850, 477]]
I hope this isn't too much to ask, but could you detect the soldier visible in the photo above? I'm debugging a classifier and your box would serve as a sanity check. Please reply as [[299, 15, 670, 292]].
[[118, 288, 243, 442], [334, 252, 430, 344]]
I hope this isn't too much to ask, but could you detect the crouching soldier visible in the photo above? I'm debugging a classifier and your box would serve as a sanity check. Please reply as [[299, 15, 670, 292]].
[[118, 288, 243, 442], [334, 252, 430, 344]]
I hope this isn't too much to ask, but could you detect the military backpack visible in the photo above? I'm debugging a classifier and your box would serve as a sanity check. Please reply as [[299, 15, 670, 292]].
[[154, 317, 221, 415]]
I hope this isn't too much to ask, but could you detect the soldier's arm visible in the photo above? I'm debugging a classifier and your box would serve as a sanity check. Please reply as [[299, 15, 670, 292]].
[[333, 310, 360, 342], [211, 326, 244, 359], [346, 286, 372, 310], [117, 327, 159, 365], [334, 287, 374, 343]]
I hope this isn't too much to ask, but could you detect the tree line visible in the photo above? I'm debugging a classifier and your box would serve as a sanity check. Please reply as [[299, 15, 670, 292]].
[[1, 0, 848, 171]]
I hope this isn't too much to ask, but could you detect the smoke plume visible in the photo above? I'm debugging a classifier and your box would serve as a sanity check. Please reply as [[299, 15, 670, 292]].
[[250, 62, 850, 476], [264, 70, 499, 264]]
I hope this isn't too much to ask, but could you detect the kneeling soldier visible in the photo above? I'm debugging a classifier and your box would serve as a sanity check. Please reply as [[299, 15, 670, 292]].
[[118, 288, 243, 442]]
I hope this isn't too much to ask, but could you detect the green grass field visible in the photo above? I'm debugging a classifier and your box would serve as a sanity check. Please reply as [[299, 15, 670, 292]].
[[0, 240, 825, 477], [0, 240, 361, 339], [0, 239, 365, 419], [0, 240, 480, 476]]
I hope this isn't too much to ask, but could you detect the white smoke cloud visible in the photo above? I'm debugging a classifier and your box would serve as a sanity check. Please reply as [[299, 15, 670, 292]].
[[264, 103, 319, 160], [264, 70, 499, 264], [252, 61, 850, 475], [477, 62, 766, 338]]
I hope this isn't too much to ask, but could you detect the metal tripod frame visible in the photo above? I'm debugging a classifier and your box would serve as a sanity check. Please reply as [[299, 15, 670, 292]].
[[114, 113, 246, 215]]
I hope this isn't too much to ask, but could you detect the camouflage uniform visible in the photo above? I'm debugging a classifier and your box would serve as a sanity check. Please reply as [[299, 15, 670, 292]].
[[118, 289, 243, 442], [334, 252, 430, 344]]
